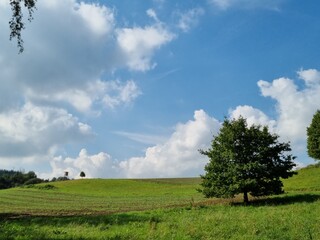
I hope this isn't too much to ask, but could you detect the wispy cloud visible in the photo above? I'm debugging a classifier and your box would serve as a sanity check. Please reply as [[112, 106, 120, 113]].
[[208, 0, 285, 11], [177, 7, 205, 33], [114, 131, 168, 145]]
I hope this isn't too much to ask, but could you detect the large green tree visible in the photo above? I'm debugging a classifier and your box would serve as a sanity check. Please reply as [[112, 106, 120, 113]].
[[307, 110, 320, 161], [9, 0, 37, 53], [199, 117, 296, 204]]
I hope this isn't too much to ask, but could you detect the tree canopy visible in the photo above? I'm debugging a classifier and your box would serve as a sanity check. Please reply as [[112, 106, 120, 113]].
[[199, 117, 296, 204], [307, 110, 320, 161], [0, 169, 42, 189], [80, 171, 86, 178], [9, 0, 37, 53]]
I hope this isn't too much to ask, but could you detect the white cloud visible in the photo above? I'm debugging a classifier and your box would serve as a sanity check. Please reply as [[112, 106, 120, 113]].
[[226, 69, 320, 167], [46, 149, 119, 179], [0, 0, 170, 113], [42, 68, 320, 178], [101, 80, 142, 109], [177, 8, 205, 33], [297, 68, 320, 87], [116, 24, 175, 71], [76, 2, 114, 36], [120, 110, 220, 178], [0, 0, 116, 110], [0, 0, 176, 171], [0, 103, 93, 158], [229, 105, 276, 131], [258, 70, 320, 144], [146, 8, 159, 22], [26, 80, 141, 113], [42, 110, 220, 179]]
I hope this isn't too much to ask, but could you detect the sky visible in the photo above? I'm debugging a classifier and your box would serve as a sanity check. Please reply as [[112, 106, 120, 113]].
[[0, 0, 320, 179]]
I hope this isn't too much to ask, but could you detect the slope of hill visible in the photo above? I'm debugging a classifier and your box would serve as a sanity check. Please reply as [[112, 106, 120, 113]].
[[0, 178, 204, 215], [0, 165, 319, 239]]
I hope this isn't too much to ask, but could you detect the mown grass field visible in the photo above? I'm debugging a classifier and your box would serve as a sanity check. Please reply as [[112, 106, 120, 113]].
[[0, 165, 319, 239]]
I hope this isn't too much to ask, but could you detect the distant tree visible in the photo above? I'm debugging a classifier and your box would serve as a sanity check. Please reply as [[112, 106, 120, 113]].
[[80, 171, 86, 178], [9, 0, 37, 53], [307, 110, 320, 161], [56, 176, 69, 181], [199, 117, 297, 204], [24, 177, 43, 185]]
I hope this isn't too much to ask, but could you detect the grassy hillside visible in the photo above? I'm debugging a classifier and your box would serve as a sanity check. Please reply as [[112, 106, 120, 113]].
[[0, 178, 204, 215], [283, 164, 320, 192], [0, 165, 319, 239]]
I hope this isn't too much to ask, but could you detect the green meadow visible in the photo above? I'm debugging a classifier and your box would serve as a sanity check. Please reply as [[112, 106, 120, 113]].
[[0, 165, 319, 239]]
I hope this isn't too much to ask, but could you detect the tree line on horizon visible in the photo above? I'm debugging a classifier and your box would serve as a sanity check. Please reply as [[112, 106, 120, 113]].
[[0, 169, 88, 190], [0, 169, 44, 189], [0, 169, 72, 190]]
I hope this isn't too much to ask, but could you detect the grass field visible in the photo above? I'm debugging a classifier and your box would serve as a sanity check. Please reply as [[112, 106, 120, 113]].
[[0, 164, 319, 239]]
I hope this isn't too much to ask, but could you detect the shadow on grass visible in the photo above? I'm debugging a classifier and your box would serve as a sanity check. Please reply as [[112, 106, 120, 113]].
[[0, 212, 156, 226], [0, 212, 162, 240], [232, 193, 320, 207]]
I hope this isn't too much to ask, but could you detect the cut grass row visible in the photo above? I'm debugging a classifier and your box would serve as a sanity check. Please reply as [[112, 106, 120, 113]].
[[0, 178, 204, 215]]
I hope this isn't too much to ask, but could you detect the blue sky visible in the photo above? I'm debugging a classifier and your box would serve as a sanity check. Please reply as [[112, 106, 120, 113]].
[[0, 0, 320, 178]]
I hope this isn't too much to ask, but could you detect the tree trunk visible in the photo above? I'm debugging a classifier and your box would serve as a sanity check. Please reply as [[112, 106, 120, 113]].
[[243, 191, 249, 204]]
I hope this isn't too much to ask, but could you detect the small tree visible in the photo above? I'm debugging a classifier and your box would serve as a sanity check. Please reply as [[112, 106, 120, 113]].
[[307, 110, 320, 161], [199, 117, 297, 204], [80, 171, 86, 178]]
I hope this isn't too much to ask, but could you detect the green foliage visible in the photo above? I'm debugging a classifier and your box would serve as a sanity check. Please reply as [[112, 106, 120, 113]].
[[24, 178, 44, 185], [24, 184, 57, 190], [200, 117, 297, 203], [0, 169, 43, 189], [9, 0, 37, 53], [307, 110, 320, 161], [80, 171, 86, 178]]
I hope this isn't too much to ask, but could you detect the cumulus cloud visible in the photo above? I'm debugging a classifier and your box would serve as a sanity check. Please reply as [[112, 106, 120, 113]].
[[0, 0, 173, 112], [0, 0, 174, 172], [43, 65, 320, 179], [43, 109, 220, 179], [177, 8, 205, 33], [46, 149, 119, 179], [116, 24, 175, 71], [297, 68, 320, 87], [26, 80, 141, 113], [222, 69, 320, 167], [229, 105, 276, 131], [258, 70, 320, 144], [76, 2, 114, 36], [0, 102, 93, 159], [119, 110, 220, 178]]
